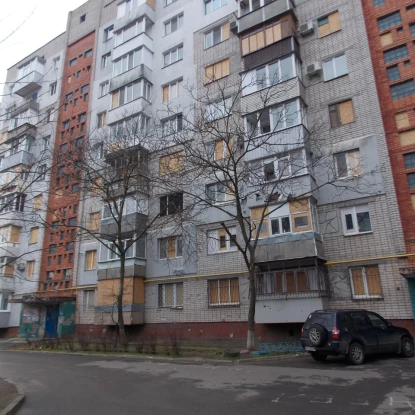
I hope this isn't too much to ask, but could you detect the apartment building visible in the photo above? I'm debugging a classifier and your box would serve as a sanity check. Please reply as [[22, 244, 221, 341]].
[[361, 0, 415, 320], [1, 0, 414, 341]]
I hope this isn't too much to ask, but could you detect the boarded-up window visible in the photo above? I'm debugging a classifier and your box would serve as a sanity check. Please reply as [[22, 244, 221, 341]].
[[292, 212, 312, 232], [27, 261, 35, 278], [251, 206, 270, 238], [10, 226, 20, 243], [350, 265, 382, 298], [400, 129, 415, 146], [289, 199, 310, 213], [285, 272, 296, 292], [395, 112, 410, 129], [335, 150, 362, 178], [209, 278, 239, 305], [29, 227, 39, 244], [111, 90, 119, 109], [159, 151, 184, 175], [88, 212, 100, 231], [380, 32, 393, 47], [329, 100, 355, 128], [90, 178, 102, 196], [204, 59, 230, 84], [33, 195, 43, 210], [318, 11, 341, 38], [85, 250, 97, 270]]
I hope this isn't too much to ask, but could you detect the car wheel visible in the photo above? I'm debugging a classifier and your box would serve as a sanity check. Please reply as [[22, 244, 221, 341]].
[[308, 324, 327, 347], [347, 342, 365, 365], [311, 352, 327, 362], [401, 337, 414, 358]]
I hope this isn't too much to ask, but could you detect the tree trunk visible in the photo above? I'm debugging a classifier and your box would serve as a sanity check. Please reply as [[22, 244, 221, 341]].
[[117, 255, 126, 346], [247, 266, 256, 350]]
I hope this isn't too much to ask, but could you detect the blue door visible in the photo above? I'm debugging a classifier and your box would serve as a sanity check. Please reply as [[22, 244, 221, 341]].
[[45, 305, 59, 338]]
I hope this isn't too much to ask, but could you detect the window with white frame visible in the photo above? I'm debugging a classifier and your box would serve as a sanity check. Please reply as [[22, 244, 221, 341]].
[[165, 14, 183, 36], [161, 114, 183, 136], [104, 25, 114, 41], [97, 112, 107, 128], [159, 236, 182, 259], [163, 45, 183, 67], [208, 278, 239, 306], [99, 81, 109, 97], [99, 238, 142, 261], [350, 265, 382, 299], [110, 114, 150, 139], [205, 0, 227, 15], [83, 290, 95, 311], [323, 54, 348, 81], [0, 293, 10, 311], [162, 79, 183, 102], [102, 196, 148, 219], [240, 0, 272, 15], [206, 139, 232, 161], [208, 227, 236, 254], [160, 193, 183, 216], [117, 0, 148, 18], [205, 97, 232, 122], [102, 53, 111, 69], [111, 79, 151, 109], [113, 47, 145, 76], [204, 23, 230, 48], [114, 18, 146, 46], [341, 205, 372, 235], [50, 82, 57, 96], [206, 182, 234, 204], [335, 149, 361, 178], [158, 283, 183, 307], [242, 55, 298, 95]]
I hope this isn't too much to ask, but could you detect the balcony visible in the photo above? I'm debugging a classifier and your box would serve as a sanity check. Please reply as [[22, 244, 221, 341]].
[[0, 151, 35, 172], [0, 245, 20, 259], [101, 212, 148, 236], [7, 123, 37, 140], [109, 64, 152, 93], [0, 276, 14, 291], [14, 71, 43, 97], [114, 1, 155, 33], [112, 32, 153, 62], [238, 0, 296, 34], [107, 97, 151, 125]]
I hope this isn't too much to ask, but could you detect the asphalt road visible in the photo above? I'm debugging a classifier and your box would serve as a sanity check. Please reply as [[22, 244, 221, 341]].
[[0, 351, 414, 414]]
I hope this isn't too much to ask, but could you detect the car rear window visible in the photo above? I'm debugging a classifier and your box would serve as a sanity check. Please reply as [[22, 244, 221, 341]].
[[306, 312, 335, 329]]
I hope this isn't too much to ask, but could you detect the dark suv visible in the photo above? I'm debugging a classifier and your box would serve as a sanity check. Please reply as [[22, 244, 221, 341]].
[[301, 309, 414, 365]]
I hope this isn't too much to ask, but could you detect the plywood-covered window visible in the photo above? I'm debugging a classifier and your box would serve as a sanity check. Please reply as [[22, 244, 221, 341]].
[[88, 212, 100, 231], [334, 150, 362, 178], [395, 111, 410, 129], [209, 278, 239, 306], [85, 250, 97, 270], [400, 129, 415, 147], [27, 261, 35, 278], [329, 100, 355, 128], [380, 32, 393, 47], [206, 139, 232, 161], [29, 227, 39, 244], [350, 266, 382, 298], [159, 151, 184, 175], [251, 206, 270, 238], [317, 11, 341, 38], [159, 236, 182, 259], [205, 59, 230, 84], [207, 227, 237, 254]]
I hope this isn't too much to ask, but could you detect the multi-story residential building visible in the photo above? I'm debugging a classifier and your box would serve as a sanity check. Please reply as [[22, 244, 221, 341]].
[[361, 0, 415, 321], [1, 0, 414, 341]]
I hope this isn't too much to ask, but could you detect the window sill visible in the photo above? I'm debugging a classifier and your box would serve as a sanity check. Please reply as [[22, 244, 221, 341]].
[[163, 58, 183, 69], [159, 257, 183, 261], [204, 38, 228, 51], [208, 303, 240, 307], [344, 231, 373, 237], [208, 249, 238, 255], [0, 310, 11, 313], [352, 295, 383, 300], [159, 305, 183, 309], [210, 200, 234, 206], [323, 73, 349, 83]]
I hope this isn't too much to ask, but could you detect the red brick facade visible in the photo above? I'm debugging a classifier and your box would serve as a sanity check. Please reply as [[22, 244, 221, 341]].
[[38, 32, 95, 297], [362, 1, 415, 261]]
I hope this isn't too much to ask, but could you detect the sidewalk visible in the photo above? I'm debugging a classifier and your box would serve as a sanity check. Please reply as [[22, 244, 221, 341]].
[[0, 378, 25, 415]]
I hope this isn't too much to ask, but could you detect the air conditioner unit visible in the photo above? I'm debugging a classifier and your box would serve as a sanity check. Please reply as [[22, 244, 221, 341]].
[[306, 61, 322, 77], [299, 21, 314, 36], [230, 21, 238, 34]]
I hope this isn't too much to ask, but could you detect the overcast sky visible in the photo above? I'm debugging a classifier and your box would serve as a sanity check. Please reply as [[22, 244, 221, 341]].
[[0, 0, 87, 102]]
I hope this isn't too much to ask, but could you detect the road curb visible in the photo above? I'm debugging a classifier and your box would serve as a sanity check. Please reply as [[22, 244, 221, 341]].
[[0, 378, 25, 415]]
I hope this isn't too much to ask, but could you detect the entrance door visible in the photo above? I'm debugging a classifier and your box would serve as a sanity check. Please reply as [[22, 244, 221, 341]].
[[45, 305, 59, 338]]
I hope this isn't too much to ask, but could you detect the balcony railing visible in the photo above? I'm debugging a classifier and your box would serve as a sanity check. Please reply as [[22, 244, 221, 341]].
[[14, 71, 43, 97], [0, 151, 35, 172]]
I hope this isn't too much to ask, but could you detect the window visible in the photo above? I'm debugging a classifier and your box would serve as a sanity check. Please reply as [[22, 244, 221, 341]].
[[80, 14, 86, 23], [117, 0, 145, 18], [85, 49, 92, 58], [114, 18, 146, 46], [111, 79, 152, 108], [207, 227, 236, 254], [81, 84, 89, 94], [386, 65, 400, 81], [27, 261, 35, 278], [102, 53, 111, 69], [159, 236, 182, 259], [323, 54, 348, 81], [50, 82, 57, 96], [206, 182, 235, 204], [205, 0, 227, 15], [62, 120, 70, 130], [100, 238, 138, 261], [408, 4, 415, 11], [396, 111, 410, 129], [317, 11, 341, 38], [71, 184, 79, 193], [88, 212, 100, 230], [100, 81, 109, 97], [205, 23, 230, 49], [84, 93, 89, 102], [68, 218, 77, 227], [206, 140, 232, 161], [113, 48, 143, 76], [329, 100, 355, 127], [407, 172, 415, 188], [85, 250, 97, 270], [384, 45, 408, 63], [42, 136, 50, 151], [97, 112, 107, 128], [159, 151, 184, 175], [350, 266, 382, 298], [0, 194, 25, 213], [335, 150, 361, 178], [158, 283, 183, 307], [162, 79, 183, 102], [29, 227, 38, 244], [404, 152, 415, 169], [160, 193, 183, 216], [46, 110, 52, 123], [208, 278, 239, 306], [374, 0, 384, 6], [341, 205, 372, 235], [83, 290, 95, 311], [0, 293, 10, 311], [378, 11, 402, 31], [390, 80, 415, 100], [163, 45, 183, 67], [104, 25, 114, 41], [49, 245, 57, 254], [205, 97, 232, 122], [165, 14, 183, 35], [69, 58, 77, 67], [205, 59, 230, 84], [269, 100, 301, 131], [78, 113, 86, 123], [66, 242, 74, 252], [64, 269, 72, 280], [161, 114, 183, 136], [33, 195, 42, 210]]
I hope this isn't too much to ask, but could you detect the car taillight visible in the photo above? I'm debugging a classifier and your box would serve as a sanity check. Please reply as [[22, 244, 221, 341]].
[[332, 327, 340, 340]]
